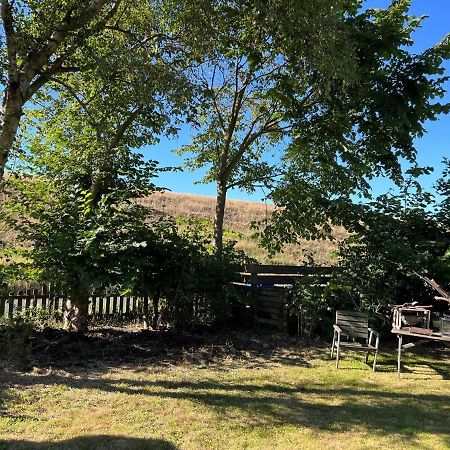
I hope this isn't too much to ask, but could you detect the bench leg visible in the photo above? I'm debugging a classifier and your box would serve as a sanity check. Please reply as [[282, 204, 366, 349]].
[[397, 335, 402, 379], [335, 334, 341, 369]]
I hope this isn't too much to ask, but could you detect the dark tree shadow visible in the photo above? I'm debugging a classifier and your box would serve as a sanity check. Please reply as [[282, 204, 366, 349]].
[[2, 371, 450, 448], [1, 328, 450, 448], [0, 436, 177, 449]]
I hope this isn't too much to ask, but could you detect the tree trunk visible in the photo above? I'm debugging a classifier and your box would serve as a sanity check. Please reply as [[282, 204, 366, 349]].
[[152, 290, 161, 330], [0, 86, 23, 179], [213, 177, 228, 256], [65, 281, 90, 332]]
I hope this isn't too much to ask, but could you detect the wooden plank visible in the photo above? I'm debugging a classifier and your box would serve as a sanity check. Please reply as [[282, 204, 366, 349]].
[[337, 319, 368, 328], [242, 264, 336, 275], [337, 310, 368, 319], [258, 296, 285, 303], [259, 306, 283, 315], [0, 298, 5, 317], [259, 289, 286, 296], [98, 296, 104, 316], [257, 317, 282, 326], [94, 296, 99, 315], [7, 298, 14, 319], [403, 327, 433, 336], [259, 298, 285, 305]]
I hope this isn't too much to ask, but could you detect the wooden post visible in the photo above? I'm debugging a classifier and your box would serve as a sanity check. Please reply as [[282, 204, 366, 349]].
[[397, 334, 402, 379], [142, 294, 149, 329], [8, 296, 15, 319], [105, 296, 111, 317], [250, 264, 258, 329]]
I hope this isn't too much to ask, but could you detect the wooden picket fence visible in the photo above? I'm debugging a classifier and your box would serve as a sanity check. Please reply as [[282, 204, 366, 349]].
[[0, 285, 141, 320], [1, 264, 339, 331]]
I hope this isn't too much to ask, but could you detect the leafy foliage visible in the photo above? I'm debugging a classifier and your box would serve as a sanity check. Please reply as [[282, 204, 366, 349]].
[[258, 2, 450, 251], [126, 216, 249, 329]]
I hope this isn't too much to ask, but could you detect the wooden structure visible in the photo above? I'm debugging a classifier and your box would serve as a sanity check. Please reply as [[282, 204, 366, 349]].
[[0, 285, 140, 320], [234, 264, 336, 332], [331, 310, 380, 371], [392, 328, 450, 378], [392, 305, 431, 331]]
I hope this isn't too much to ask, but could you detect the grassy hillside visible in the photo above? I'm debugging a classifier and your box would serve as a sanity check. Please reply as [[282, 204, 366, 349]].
[[141, 191, 349, 265]]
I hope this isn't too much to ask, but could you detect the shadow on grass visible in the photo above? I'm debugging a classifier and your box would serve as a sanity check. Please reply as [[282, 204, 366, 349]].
[[371, 348, 450, 380], [1, 327, 450, 447], [0, 436, 177, 449], [3, 369, 450, 447]]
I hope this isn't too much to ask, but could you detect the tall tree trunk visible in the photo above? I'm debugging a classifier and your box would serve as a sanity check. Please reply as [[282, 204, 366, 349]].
[[0, 86, 23, 179], [213, 177, 227, 255]]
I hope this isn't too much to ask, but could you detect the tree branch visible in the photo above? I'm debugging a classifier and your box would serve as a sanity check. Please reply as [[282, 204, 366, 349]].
[[0, 0, 18, 84], [108, 105, 143, 151], [21, 0, 122, 98], [89, 105, 143, 199], [228, 170, 286, 189], [46, 76, 99, 129]]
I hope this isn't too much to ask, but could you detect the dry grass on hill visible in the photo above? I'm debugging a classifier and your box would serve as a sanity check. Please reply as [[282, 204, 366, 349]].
[[142, 191, 349, 265]]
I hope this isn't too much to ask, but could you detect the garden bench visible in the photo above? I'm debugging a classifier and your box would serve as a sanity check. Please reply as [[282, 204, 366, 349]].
[[331, 310, 380, 371]]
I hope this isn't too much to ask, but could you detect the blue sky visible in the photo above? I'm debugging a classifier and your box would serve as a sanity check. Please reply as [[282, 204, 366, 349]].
[[142, 0, 450, 202]]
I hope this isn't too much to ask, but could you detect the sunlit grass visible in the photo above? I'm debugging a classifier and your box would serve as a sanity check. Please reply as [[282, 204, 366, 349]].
[[1, 347, 449, 449]]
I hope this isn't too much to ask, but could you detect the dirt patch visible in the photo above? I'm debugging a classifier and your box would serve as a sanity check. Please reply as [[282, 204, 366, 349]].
[[0, 325, 318, 373]]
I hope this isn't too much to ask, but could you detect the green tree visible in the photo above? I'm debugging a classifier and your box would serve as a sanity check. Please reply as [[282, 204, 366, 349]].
[[261, 1, 450, 251], [0, 0, 133, 178], [171, 1, 449, 256], [4, 153, 159, 330], [172, 0, 356, 254], [331, 170, 450, 322], [1, 3, 191, 329]]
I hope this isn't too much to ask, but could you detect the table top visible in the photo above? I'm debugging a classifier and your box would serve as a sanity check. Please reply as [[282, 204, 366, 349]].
[[391, 328, 450, 342]]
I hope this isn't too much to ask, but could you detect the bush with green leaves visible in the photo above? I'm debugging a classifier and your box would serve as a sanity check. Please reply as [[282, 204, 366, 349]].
[[127, 215, 249, 330], [328, 171, 450, 328]]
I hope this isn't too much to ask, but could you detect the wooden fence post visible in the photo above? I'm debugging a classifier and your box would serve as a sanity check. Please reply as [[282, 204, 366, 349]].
[[142, 294, 150, 329]]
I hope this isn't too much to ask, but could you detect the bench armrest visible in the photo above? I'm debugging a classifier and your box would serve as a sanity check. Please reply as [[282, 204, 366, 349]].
[[368, 328, 380, 337], [333, 324, 342, 333]]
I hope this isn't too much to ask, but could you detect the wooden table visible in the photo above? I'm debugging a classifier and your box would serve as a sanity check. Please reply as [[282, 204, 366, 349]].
[[392, 328, 450, 378]]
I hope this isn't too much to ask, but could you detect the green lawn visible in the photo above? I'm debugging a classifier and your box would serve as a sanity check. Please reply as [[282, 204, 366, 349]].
[[1, 343, 450, 449]]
